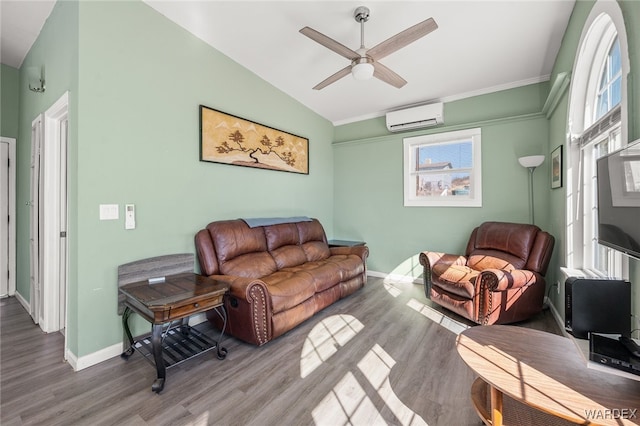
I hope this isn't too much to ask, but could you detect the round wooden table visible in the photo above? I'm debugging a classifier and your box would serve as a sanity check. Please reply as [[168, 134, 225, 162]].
[[456, 325, 640, 426]]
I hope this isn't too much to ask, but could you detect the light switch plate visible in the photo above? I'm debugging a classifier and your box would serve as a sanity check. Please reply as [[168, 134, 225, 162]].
[[99, 204, 119, 220]]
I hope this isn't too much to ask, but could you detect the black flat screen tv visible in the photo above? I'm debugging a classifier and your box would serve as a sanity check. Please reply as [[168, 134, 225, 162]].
[[596, 138, 640, 260]]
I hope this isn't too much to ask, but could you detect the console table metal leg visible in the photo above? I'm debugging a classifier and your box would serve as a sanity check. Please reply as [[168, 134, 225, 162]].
[[151, 324, 166, 393], [212, 306, 228, 359], [120, 307, 135, 359]]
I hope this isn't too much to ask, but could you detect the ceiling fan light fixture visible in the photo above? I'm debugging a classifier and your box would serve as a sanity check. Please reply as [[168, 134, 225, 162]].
[[352, 62, 374, 81]]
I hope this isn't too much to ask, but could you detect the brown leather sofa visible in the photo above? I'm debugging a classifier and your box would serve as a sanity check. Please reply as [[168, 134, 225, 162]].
[[195, 218, 368, 345], [420, 221, 554, 325]]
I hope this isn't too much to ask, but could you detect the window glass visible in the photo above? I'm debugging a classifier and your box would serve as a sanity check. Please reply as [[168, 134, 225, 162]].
[[403, 128, 481, 207], [595, 37, 621, 120]]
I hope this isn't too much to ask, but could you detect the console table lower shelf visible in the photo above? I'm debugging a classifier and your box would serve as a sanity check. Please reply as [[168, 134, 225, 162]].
[[130, 323, 225, 369]]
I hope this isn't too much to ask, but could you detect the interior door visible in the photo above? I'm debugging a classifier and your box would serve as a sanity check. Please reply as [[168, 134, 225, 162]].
[[0, 141, 8, 297], [30, 115, 43, 323]]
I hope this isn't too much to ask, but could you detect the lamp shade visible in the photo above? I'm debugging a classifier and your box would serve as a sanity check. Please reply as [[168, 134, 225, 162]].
[[518, 155, 545, 168], [352, 62, 374, 81]]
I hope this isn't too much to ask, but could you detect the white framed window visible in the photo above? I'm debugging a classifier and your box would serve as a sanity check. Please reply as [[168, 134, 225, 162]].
[[403, 128, 482, 207], [567, 2, 629, 279]]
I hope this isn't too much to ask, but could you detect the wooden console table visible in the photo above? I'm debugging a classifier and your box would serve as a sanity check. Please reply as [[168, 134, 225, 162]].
[[456, 325, 640, 425], [327, 239, 366, 247], [119, 272, 229, 393]]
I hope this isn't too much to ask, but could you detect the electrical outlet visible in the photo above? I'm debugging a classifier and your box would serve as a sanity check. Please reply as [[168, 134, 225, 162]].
[[556, 281, 561, 294]]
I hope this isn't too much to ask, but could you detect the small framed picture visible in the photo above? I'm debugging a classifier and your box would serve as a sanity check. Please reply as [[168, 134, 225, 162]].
[[551, 145, 563, 189]]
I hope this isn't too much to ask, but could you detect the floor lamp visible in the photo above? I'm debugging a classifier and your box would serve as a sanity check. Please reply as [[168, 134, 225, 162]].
[[518, 155, 545, 224]]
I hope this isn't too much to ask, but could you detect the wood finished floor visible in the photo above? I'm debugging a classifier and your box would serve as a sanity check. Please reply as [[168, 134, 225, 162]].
[[1, 276, 562, 426]]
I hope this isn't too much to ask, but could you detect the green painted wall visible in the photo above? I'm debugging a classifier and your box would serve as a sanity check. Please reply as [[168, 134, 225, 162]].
[[333, 84, 550, 277], [16, 0, 334, 358], [1, 64, 20, 138], [546, 0, 640, 328]]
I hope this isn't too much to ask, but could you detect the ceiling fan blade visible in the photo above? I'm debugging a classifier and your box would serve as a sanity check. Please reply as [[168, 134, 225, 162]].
[[373, 62, 407, 88], [300, 27, 360, 61], [367, 18, 438, 61], [313, 66, 353, 90]]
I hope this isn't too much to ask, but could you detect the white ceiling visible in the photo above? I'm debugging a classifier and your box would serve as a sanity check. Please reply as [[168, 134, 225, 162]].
[[2, 1, 576, 126], [0, 0, 56, 69]]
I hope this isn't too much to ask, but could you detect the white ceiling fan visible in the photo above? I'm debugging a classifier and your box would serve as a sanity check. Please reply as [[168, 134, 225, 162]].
[[300, 6, 438, 90]]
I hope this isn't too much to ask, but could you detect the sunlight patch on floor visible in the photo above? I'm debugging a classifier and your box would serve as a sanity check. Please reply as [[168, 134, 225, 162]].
[[383, 281, 404, 297], [312, 344, 428, 426], [406, 298, 469, 335], [382, 255, 423, 292], [382, 275, 421, 298], [300, 314, 364, 378], [358, 344, 428, 426], [312, 371, 387, 426]]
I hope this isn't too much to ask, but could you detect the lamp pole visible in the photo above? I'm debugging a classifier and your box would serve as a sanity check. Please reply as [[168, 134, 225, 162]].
[[518, 155, 545, 225], [527, 166, 536, 224]]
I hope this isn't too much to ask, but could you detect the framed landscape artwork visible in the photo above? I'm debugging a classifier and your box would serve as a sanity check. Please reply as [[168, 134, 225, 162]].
[[200, 105, 309, 174], [551, 145, 562, 189]]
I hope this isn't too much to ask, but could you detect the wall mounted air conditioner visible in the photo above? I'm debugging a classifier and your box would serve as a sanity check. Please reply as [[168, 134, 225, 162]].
[[386, 102, 444, 132]]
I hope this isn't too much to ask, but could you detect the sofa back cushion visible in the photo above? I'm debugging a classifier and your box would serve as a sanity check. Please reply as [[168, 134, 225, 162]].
[[466, 221, 539, 271], [265, 223, 308, 269], [206, 220, 277, 278], [297, 220, 330, 262]]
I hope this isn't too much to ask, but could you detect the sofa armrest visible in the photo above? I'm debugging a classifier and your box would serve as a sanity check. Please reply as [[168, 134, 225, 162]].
[[330, 245, 369, 262], [419, 252, 467, 300], [419, 251, 467, 269], [477, 269, 539, 292], [206, 274, 272, 345]]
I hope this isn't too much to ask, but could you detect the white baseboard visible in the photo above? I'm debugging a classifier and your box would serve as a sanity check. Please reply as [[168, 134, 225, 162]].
[[14, 291, 30, 313], [368, 270, 422, 285], [544, 296, 569, 337], [67, 341, 124, 371]]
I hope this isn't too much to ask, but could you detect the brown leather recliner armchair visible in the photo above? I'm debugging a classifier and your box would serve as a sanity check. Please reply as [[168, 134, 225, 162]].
[[419, 221, 555, 325]]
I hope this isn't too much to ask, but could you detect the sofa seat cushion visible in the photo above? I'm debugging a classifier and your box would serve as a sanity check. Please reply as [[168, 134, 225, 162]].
[[431, 263, 479, 299], [262, 271, 316, 313], [282, 261, 343, 293], [326, 254, 365, 280]]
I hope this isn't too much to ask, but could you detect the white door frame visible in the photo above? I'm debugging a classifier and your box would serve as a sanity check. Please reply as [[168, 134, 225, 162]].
[[41, 91, 69, 334], [0, 137, 16, 297]]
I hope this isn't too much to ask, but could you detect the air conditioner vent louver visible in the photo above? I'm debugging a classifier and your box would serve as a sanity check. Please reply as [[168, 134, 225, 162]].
[[386, 103, 444, 133]]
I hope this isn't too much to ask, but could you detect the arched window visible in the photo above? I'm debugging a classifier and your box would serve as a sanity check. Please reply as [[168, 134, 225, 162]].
[[566, 3, 629, 278]]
